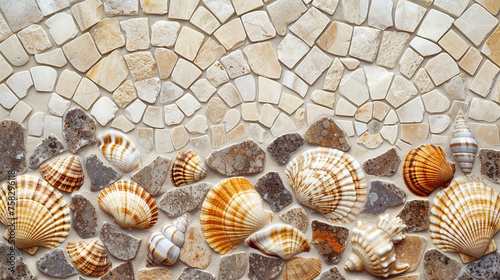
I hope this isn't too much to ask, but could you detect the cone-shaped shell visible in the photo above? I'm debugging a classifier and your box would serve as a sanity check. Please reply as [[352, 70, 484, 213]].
[[67, 240, 112, 277], [285, 148, 367, 224], [97, 131, 140, 173], [147, 213, 189, 266], [0, 175, 70, 255], [40, 155, 84, 192], [403, 144, 456, 197], [245, 224, 310, 261], [170, 150, 207, 187], [430, 177, 500, 259], [200, 177, 270, 254], [98, 180, 158, 229], [451, 114, 478, 174]]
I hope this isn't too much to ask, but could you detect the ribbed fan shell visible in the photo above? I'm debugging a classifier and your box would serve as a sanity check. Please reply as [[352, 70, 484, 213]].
[[283, 257, 322, 280], [450, 114, 478, 174], [170, 150, 207, 187], [67, 240, 112, 277], [40, 155, 84, 192], [97, 131, 141, 173]]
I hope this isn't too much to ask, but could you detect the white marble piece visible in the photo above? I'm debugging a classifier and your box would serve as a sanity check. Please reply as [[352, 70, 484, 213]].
[[244, 42, 282, 80], [282, 71, 308, 98], [234, 75, 256, 102], [113, 80, 136, 108], [218, 83, 242, 107], [169, 0, 199, 20], [45, 12, 78, 46], [377, 31, 410, 69], [428, 115, 450, 134], [135, 78, 161, 104], [223, 109, 241, 132], [337, 120, 355, 137], [295, 108, 306, 127], [71, 0, 103, 31], [241, 102, 259, 121], [56, 69, 81, 99], [73, 78, 100, 110], [386, 75, 418, 108], [9, 101, 31, 123], [241, 11, 276, 42], [349, 26, 382, 63], [271, 113, 297, 136], [6, 71, 32, 99], [111, 115, 135, 133], [151, 21, 180, 48], [0, 14, 12, 43], [335, 98, 357, 116], [289, 7, 330, 47], [312, 0, 339, 15], [190, 134, 212, 153], [443, 74, 466, 100], [155, 48, 178, 79], [142, 106, 164, 128], [277, 34, 310, 69], [186, 115, 209, 134], [159, 81, 183, 104], [342, 58, 363, 69], [355, 102, 372, 123], [28, 111, 45, 136], [357, 132, 383, 149], [0, 55, 12, 83], [306, 103, 334, 124], [267, 0, 307, 36], [354, 121, 367, 136], [43, 115, 63, 138], [400, 124, 429, 144], [368, 0, 393, 30], [174, 26, 205, 61], [342, 0, 369, 25], [469, 60, 500, 97], [433, 0, 469, 17], [459, 47, 483, 76], [206, 61, 229, 87], [171, 58, 202, 89], [278, 93, 304, 114], [35, 48, 67, 67], [0, 35, 29, 67], [469, 98, 500, 122], [90, 18, 125, 55], [190, 6, 220, 35], [422, 89, 451, 113], [220, 50, 250, 79], [0, 0, 43, 33], [17, 24, 52, 55], [232, 0, 263, 15], [90, 96, 118, 126], [431, 134, 449, 145], [176, 93, 201, 117], [155, 129, 174, 153], [164, 104, 184, 125], [455, 4, 498, 47], [372, 101, 390, 121], [190, 79, 216, 102], [339, 68, 369, 106], [63, 33, 102, 72], [414, 68, 435, 94], [30, 66, 57, 92], [206, 97, 225, 124], [425, 53, 460, 86], [203, 0, 234, 23], [384, 109, 398, 124], [295, 46, 332, 85], [380, 125, 397, 144], [399, 48, 424, 79], [311, 90, 335, 108], [125, 99, 147, 123], [394, 0, 426, 33], [36, 0, 68, 16], [396, 96, 425, 123], [120, 18, 150, 52], [48, 93, 70, 117], [259, 104, 280, 127], [482, 25, 500, 68], [213, 18, 247, 51], [317, 21, 352, 57], [258, 77, 282, 104], [102, 0, 138, 16], [0, 84, 19, 109], [409, 36, 442, 57], [416, 9, 454, 42], [364, 64, 394, 100], [226, 124, 246, 142], [140, 0, 168, 14]]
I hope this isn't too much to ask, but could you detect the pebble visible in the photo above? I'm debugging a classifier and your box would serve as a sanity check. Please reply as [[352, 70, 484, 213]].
[[244, 42, 281, 80], [377, 31, 410, 68], [44, 12, 77, 46], [143, 106, 164, 129], [126, 99, 147, 124], [155, 48, 178, 79], [111, 115, 135, 133], [395, 235, 427, 272], [171, 125, 189, 150], [423, 249, 461, 280], [394, 0, 426, 33], [56, 70, 81, 99], [164, 104, 184, 126], [171, 58, 202, 89], [155, 129, 174, 153], [28, 112, 45, 137], [0, 35, 29, 67], [214, 18, 247, 51], [85, 154, 121, 191], [320, 267, 345, 280], [101, 262, 134, 280], [364, 65, 394, 100], [178, 268, 215, 280], [132, 156, 170, 196], [470, 60, 500, 97], [190, 79, 216, 103], [0, 241, 36, 280], [150, 21, 180, 48], [186, 115, 209, 134], [397, 199, 430, 233], [295, 46, 332, 85], [220, 50, 251, 79], [36, 248, 76, 278], [219, 253, 248, 280], [0, 120, 26, 180], [90, 96, 118, 126], [311, 220, 349, 265], [386, 75, 418, 109], [305, 116, 350, 151], [70, 194, 98, 238], [28, 134, 64, 169], [30, 66, 57, 92], [87, 50, 129, 92], [466, 252, 500, 279], [138, 267, 173, 280], [0, 0, 42, 33], [479, 149, 500, 183], [169, 0, 198, 20], [428, 115, 450, 134], [35, 48, 67, 67], [255, 172, 293, 212], [203, 0, 234, 23], [218, 83, 242, 108], [175, 26, 205, 61], [361, 180, 406, 214], [339, 69, 369, 106], [120, 18, 150, 51], [194, 38, 226, 70], [267, 133, 304, 165], [289, 7, 329, 47], [124, 52, 158, 83], [397, 96, 425, 123], [349, 26, 382, 63], [248, 252, 284, 280], [180, 225, 212, 269], [63, 108, 96, 154], [158, 182, 211, 218], [100, 222, 141, 261], [63, 33, 102, 72], [207, 139, 265, 176], [211, 125, 227, 148], [468, 98, 500, 122], [242, 11, 276, 42], [6, 71, 32, 99], [16, 24, 51, 55], [284, 256, 321, 280], [279, 206, 308, 233], [277, 34, 309, 69]]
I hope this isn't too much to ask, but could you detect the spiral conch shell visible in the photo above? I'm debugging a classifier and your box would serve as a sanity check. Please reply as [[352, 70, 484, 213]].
[[430, 177, 500, 259], [244, 224, 310, 261], [451, 114, 478, 174], [40, 155, 84, 192], [170, 150, 207, 187], [98, 180, 158, 229], [403, 144, 456, 197], [345, 214, 409, 277], [67, 239, 112, 277], [147, 214, 189, 266], [97, 130, 141, 173], [200, 177, 271, 254], [285, 148, 367, 224], [0, 175, 70, 255]]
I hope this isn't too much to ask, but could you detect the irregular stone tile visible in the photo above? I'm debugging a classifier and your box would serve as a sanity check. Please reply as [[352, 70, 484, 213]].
[[71, 0, 103, 31], [48, 93, 70, 117], [244, 42, 281, 80], [425, 53, 460, 86], [296, 46, 333, 85], [36, 248, 76, 278], [267, 133, 304, 165], [433, 0, 468, 17], [28, 134, 64, 169], [90, 96, 118, 126], [222, 109, 240, 132], [30, 66, 57, 92], [207, 139, 265, 176], [171, 125, 189, 150], [135, 78, 161, 104], [335, 98, 357, 117], [399, 48, 424, 79], [159, 82, 182, 105], [417, 9, 453, 43], [311, 90, 335, 108], [377, 31, 410, 68], [449, 100, 469, 120], [362, 148, 401, 177], [311, 220, 349, 264], [132, 156, 170, 196], [194, 38, 226, 71], [306, 103, 334, 125], [233, 77, 255, 103], [34, 48, 67, 67], [87, 50, 129, 93], [241, 103, 258, 122], [397, 96, 425, 123], [85, 154, 121, 191], [227, 124, 246, 142], [340, 58, 360, 70], [124, 52, 157, 82], [120, 18, 150, 52], [362, 180, 406, 214], [0, 54, 12, 83], [401, 124, 429, 144], [232, 0, 263, 15], [211, 124, 227, 148], [6, 71, 32, 99], [178, 268, 215, 280], [89, 18, 124, 54], [171, 58, 202, 89], [278, 34, 310, 69], [294, 108, 306, 128], [218, 83, 242, 108], [438, 30, 469, 61], [305, 116, 350, 151], [317, 21, 352, 58], [395, 235, 427, 272], [186, 115, 209, 134], [320, 267, 345, 280], [214, 18, 246, 51], [111, 116, 135, 133], [55, 70, 81, 99], [143, 105, 164, 127], [364, 65, 394, 100], [28, 112, 45, 137], [386, 75, 418, 108], [138, 267, 173, 280], [282, 71, 308, 98], [191, 79, 216, 102], [469, 98, 500, 122], [279, 206, 308, 233], [355, 102, 372, 123], [63, 33, 101, 72], [140, 0, 167, 14], [175, 26, 204, 61], [342, 0, 369, 25], [169, 0, 199, 20], [267, 0, 307, 36], [137, 128, 154, 154], [151, 21, 180, 48], [466, 252, 500, 279], [323, 58, 344, 92], [424, 249, 461, 280], [0, 14, 11, 43], [70, 193, 98, 238], [457, 4, 498, 48], [220, 50, 250, 79], [254, 172, 293, 212], [102, 0, 137, 16], [206, 61, 229, 87], [479, 149, 500, 183], [397, 200, 430, 233], [62, 108, 96, 154], [202, 0, 234, 23], [289, 7, 329, 47], [258, 77, 281, 105], [459, 47, 482, 76], [278, 93, 303, 115], [0, 0, 43, 33], [472, 124, 500, 146], [155, 129, 174, 153], [429, 115, 450, 134], [219, 253, 248, 280], [101, 262, 134, 280], [0, 241, 36, 280], [180, 225, 212, 269], [339, 68, 369, 106], [368, 0, 393, 30], [248, 252, 284, 280], [241, 11, 276, 42], [158, 182, 211, 218], [9, 101, 31, 123], [100, 222, 141, 261], [372, 101, 390, 122], [155, 49, 178, 80], [206, 97, 225, 124], [0, 35, 29, 67], [357, 132, 383, 149], [44, 116, 63, 138], [45, 12, 78, 46], [125, 99, 147, 124], [414, 68, 435, 94], [190, 6, 220, 36], [394, 0, 425, 33], [470, 60, 500, 97], [349, 26, 382, 63], [443, 74, 466, 100]]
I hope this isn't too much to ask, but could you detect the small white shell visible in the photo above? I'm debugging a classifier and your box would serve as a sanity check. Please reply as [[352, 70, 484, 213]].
[[97, 131, 140, 173], [147, 214, 189, 266], [450, 114, 477, 174]]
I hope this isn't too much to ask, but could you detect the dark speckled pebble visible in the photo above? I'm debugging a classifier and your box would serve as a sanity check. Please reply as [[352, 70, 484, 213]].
[[311, 220, 349, 265], [397, 199, 430, 233], [101, 262, 134, 280], [266, 133, 304, 165], [100, 222, 141, 261], [85, 154, 121, 191], [304, 116, 350, 151], [254, 172, 293, 212], [131, 156, 171, 196], [206, 139, 265, 176], [219, 252, 248, 280], [320, 267, 345, 280], [362, 148, 401, 176], [423, 249, 461, 280], [70, 194, 98, 238], [362, 180, 406, 214], [0, 241, 35, 280], [466, 252, 500, 280], [479, 149, 500, 184], [63, 108, 96, 154], [36, 248, 76, 278], [177, 267, 215, 280], [248, 253, 284, 280], [0, 120, 27, 181], [28, 133, 65, 169]]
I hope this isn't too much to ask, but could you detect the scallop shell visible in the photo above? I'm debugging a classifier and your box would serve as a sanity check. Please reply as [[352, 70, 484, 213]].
[[40, 155, 84, 192], [200, 177, 271, 254], [244, 224, 310, 261], [0, 175, 71, 255], [67, 239, 112, 277], [403, 144, 456, 197], [283, 256, 322, 280], [430, 177, 500, 259], [345, 214, 409, 277], [451, 114, 478, 174], [285, 148, 367, 224], [170, 150, 207, 187], [97, 131, 140, 173], [147, 214, 189, 266], [98, 180, 158, 229]]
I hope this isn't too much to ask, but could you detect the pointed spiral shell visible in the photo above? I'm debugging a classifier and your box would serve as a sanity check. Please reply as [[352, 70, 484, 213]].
[[170, 150, 207, 187], [147, 214, 189, 266], [40, 155, 84, 192], [450, 114, 477, 174], [97, 131, 141, 173]]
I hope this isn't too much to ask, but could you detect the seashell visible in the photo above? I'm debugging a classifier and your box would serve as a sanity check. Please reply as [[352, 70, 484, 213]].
[[147, 214, 189, 266], [430, 177, 500, 259], [67, 239, 112, 277], [98, 180, 158, 229], [200, 177, 271, 254], [283, 256, 322, 280], [345, 214, 409, 277], [450, 114, 478, 174], [244, 224, 310, 261], [170, 150, 207, 187], [285, 148, 367, 224], [97, 130, 140, 173], [40, 155, 84, 192], [0, 175, 70, 255], [403, 144, 456, 197]]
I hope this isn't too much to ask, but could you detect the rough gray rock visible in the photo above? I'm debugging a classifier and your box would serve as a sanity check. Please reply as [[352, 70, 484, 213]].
[[206, 139, 265, 176], [0, 120, 26, 181], [101, 262, 135, 280], [100, 222, 141, 261], [311, 220, 349, 265], [28, 134, 65, 169], [479, 149, 500, 184], [219, 252, 248, 280], [177, 268, 215, 280], [362, 148, 401, 176], [85, 154, 121, 191], [158, 182, 211, 218], [320, 267, 345, 280], [248, 252, 284, 280], [36, 248, 76, 278], [266, 133, 304, 165], [0, 241, 36, 280], [361, 180, 406, 214], [255, 172, 293, 212], [397, 199, 430, 233], [466, 252, 500, 280], [304, 116, 350, 151], [279, 206, 308, 233], [132, 156, 171, 196], [63, 108, 96, 154], [70, 194, 98, 238], [423, 249, 461, 280]]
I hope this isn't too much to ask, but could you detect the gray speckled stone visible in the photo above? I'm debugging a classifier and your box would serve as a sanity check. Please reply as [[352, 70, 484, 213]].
[[362, 180, 407, 214], [206, 139, 265, 176], [397, 199, 430, 233], [28, 134, 65, 169], [0, 120, 26, 181], [320, 267, 345, 280], [132, 156, 171, 196], [456, 271, 480, 280], [279, 206, 308, 233], [85, 154, 121, 191], [101, 262, 135, 280], [479, 149, 500, 184], [311, 220, 349, 265], [362, 148, 401, 176], [100, 222, 141, 261], [158, 182, 211, 218], [70, 194, 98, 238], [219, 252, 248, 280], [177, 267, 215, 280], [0, 241, 36, 280], [423, 249, 461, 280], [466, 252, 500, 280], [63, 108, 96, 154], [266, 133, 304, 165], [254, 172, 293, 212], [36, 248, 76, 278], [248, 253, 284, 280], [304, 116, 350, 151]]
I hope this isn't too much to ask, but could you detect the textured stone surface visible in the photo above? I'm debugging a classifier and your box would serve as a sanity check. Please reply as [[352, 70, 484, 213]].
[[320, 267, 345, 280], [362, 180, 406, 214], [266, 133, 304, 165], [178, 268, 215, 280], [158, 182, 211, 218], [132, 156, 170, 196], [219, 252, 248, 280], [101, 262, 134, 280], [254, 172, 293, 212], [395, 235, 427, 272], [180, 225, 212, 269], [100, 222, 141, 261], [63, 108, 96, 154], [85, 154, 121, 191], [0, 241, 36, 280], [138, 267, 173, 280], [248, 252, 284, 280], [28, 134, 64, 169], [362, 148, 401, 176], [0, 120, 26, 180], [423, 249, 461, 280], [311, 220, 349, 265], [479, 149, 500, 183], [36, 249, 76, 278], [207, 139, 265, 176], [70, 194, 98, 238], [279, 206, 308, 233], [465, 252, 500, 279], [397, 200, 430, 233], [305, 116, 350, 151]]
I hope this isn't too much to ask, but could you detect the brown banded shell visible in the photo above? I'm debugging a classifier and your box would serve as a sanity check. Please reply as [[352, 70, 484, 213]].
[[147, 214, 189, 266], [0, 175, 71, 255], [97, 131, 141, 173], [40, 155, 84, 192], [67, 239, 112, 277], [170, 150, 207, 187], [245, 224, 310, 261], [403, 144, 456, 197], [451, 114, 478, 174], [430, 177, 500, 259], [98, 180, 158, 229], [285, 148, 367, 224], [283, 256, 322, 280], [200, 177, 270, 254]]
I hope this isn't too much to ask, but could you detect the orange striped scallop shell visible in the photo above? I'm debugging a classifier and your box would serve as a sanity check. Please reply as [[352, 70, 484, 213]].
[[170, 150, 207, 187], [40, 155, 84, 192], [67, 239, 112, 277]]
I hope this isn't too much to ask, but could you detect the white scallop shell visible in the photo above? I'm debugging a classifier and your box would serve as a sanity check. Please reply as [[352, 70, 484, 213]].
[[450, 114, 478, 174], [147, 214, 189, 266], [285, 148, 367, 224], [97, 131, 141, 173]]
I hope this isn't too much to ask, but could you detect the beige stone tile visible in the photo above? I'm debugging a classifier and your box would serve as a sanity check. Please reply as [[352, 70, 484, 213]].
[[171, 58, 202, 89], [169, 0, 199, 20], [386, 75, 418, 108], [368, 0, 393, 30], [364, 64, 393, 100], [206, 61, 229, 87], [475, 0, 500, 15], [0, 0, 43, 33], [71, 0, 103, 31], [221, 50, 251, 79], [243, 42, 281, 80], [312, 0, 339, 15], [154, 48, 178, 80], [482, 24, 500, 67], [164, 104, 184, 125], [232, 0, 263, 15], [191, 79, 216, 102], [399, 48, 424, 79], [174, 26, 205, 61], [425, 53, 460, 86], [469, 60, 500, 97], [227, 124, 246, 142], [312, 89, 335, 108], [151, 21, 180, 48], [282, 71, 308, 97], [342, 0, 369, 25], [213, 18, 246, 51], [124, 51, 158, 82], [102, 0, 138, 16], [335, 98, 357, 116], [414, 68, 435, 94], [155, 128, 174, 153], [401, 124, 429, 144], [113, 80, 136, 108], [0, 54, 12, 83], [455, 4, 498, 47], [258, 76, 282, 104], [394, 0, 426, 33], [349, 26, 382, 63], [186, 115, 208, 134], [190, 6, 220, 35], [409, 36, 441, 57], [63, 33, 101, 72], [459, 47, 483, 76], [306, 103, 333, 124], [289, 7, 329, 47], [194, 37, 226, 70], [87, 49, 129, 92], [277, 34, 310, 69], [73, 78, 100, 110], [45, 13, 78, 46], [241, 102, 259, 121], [278, 93, 303, 114], [218, 83, 242, 107], [295, 46, 332, 85], [417, 9, 453, 42], [56, 69, 81, 99], [271, 112, 296, 136], [377, 31, 410, 68], [317, 21, 352, 56], [135, 77, 160, 103], [433, 0, 469, 17], [323, 58, 344, 92], [241, 11, 276, 42], [206, 97, 225, 124], [438, 30, 469, 60], [422, 90, 450, 113], [90, 18, 125, 55], [0, 35, 29, 67], [140, 0, 168, 14], [339, 68, 369, 106], [111, 115, 135, 133], [171, 125, 189, 150], [210, 124, 226, 148], [222, 108, 240, 132], [203, 0, 234, 23], [267, 0, 307, 36], [17, 24, 52, 55], [120, 18, 150, 51], [259, 104, 280, 128]]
